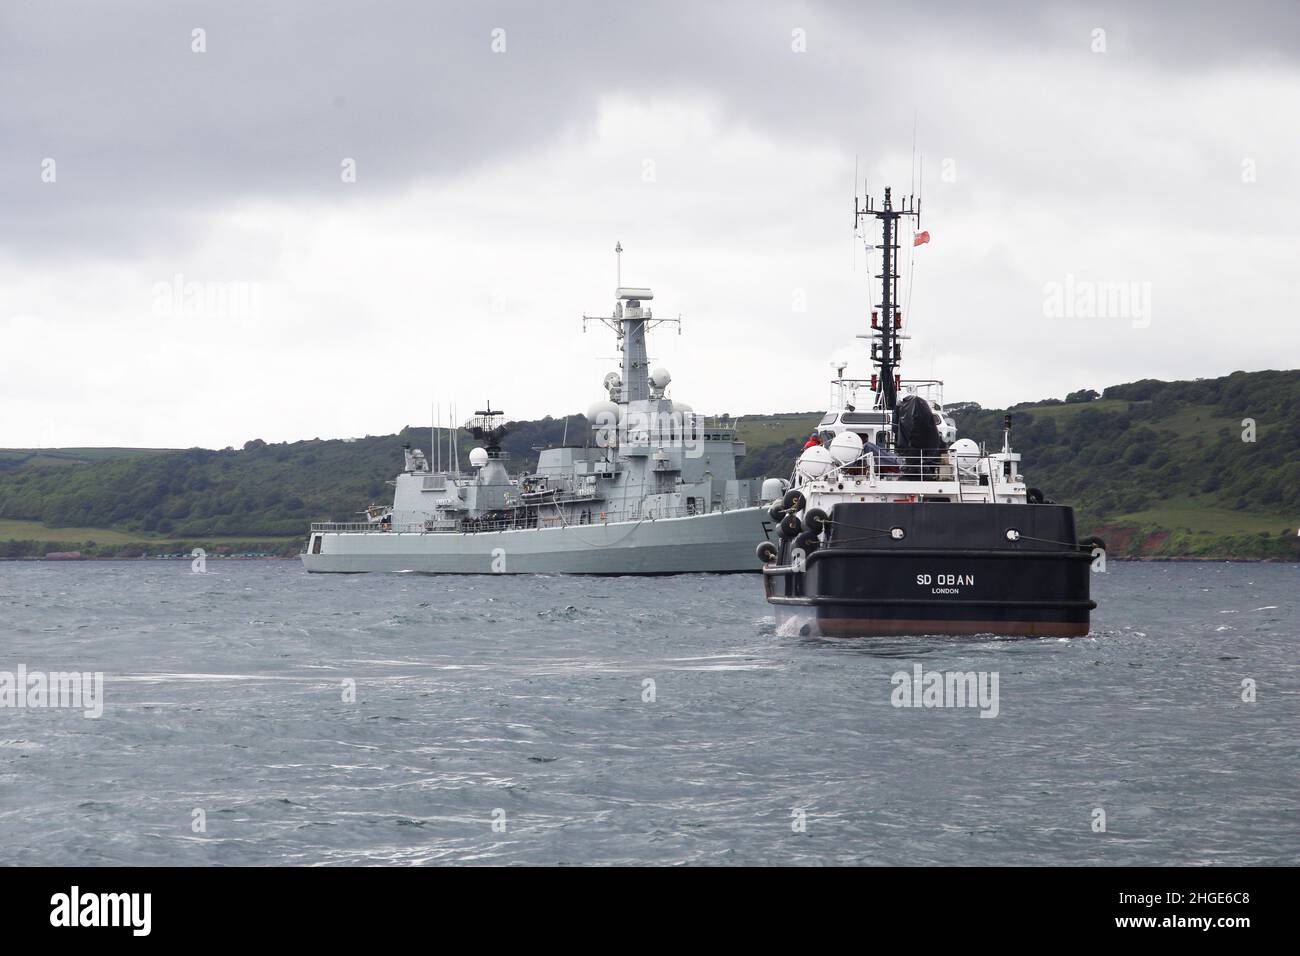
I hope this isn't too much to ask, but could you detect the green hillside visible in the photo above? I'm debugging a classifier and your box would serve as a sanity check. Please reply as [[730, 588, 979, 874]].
[[948, 370, 1299, 559], [0, 447, 175, 468], [0, 370, 1296, 560]]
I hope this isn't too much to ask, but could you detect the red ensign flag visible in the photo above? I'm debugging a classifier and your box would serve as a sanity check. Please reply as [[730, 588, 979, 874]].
[[914, 231, 931, 247]]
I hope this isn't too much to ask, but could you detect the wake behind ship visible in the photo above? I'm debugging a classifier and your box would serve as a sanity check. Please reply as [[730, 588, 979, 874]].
[[302, 249, 774, 574]]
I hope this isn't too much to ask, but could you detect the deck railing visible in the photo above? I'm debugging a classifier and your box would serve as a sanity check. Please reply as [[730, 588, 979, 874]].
[[309, 501, 758, 536], [812, 450, 1011, 488], [310, 521, 447, 533]]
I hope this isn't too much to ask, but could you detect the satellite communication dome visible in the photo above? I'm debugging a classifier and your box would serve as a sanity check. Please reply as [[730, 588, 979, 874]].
[[761, 477, 788, 502], [468, 447, 490, 468], [828, 430, 865, 464], [949, 438, 980, 465], [603, 371, 622, 390], [797, 444, 835, 479], [650, 367, 672, 389]]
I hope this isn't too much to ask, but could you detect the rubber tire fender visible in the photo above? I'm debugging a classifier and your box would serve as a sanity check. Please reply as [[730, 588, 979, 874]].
[[803, 507, 829, 535], [1078, 535, 1106, 553], [793, 531, 820, 555], [779, 512, 804, 538]]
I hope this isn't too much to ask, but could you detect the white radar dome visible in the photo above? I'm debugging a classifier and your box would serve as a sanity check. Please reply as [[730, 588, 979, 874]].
[[650, 367, 672, 389], [946, 437, 977, 470], [468, 447, 490, 468], [828, 430, 864, 464], [796, 444, 836, 479], [949, 438, 980, 464], [761, 477, 789, 502]]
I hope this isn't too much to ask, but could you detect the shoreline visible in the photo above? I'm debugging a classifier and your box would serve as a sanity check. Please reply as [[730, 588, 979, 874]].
[[3, 555, 1296, 564], [1, 555, 297, 562]]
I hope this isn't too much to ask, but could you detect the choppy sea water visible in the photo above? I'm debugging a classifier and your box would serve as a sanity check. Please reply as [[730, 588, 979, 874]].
[[0, 560, 1295, 866]]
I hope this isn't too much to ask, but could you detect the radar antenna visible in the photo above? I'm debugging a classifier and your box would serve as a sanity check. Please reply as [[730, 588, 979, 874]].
[[465, 401, 509, 455]]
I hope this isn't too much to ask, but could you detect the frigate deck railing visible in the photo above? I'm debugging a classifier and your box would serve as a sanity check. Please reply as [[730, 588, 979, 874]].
[[309, 504, 757, 536], [310, 522, 448, 533]]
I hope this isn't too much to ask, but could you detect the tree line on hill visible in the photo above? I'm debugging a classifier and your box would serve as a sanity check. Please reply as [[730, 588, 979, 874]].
[[0, 370, 1294, 557]]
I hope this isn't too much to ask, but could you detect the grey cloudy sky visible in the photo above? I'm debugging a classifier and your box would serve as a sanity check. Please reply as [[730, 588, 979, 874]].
[[2, 0, 1297, 448]]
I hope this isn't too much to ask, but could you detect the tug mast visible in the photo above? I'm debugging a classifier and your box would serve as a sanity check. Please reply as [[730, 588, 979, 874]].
[[853, 187, 920, 421]]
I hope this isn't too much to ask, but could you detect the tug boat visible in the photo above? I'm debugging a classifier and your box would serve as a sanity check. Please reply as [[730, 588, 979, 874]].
[[757, 188, 1097, 636]]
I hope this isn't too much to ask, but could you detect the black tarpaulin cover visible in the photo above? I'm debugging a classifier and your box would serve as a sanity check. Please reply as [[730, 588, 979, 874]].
[[896, 395, 945, 450]]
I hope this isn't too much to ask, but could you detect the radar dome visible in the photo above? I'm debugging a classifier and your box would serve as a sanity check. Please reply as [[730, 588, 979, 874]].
[[468, 447, 490, 468], [650, 367, 672, 389], [949, 438, 980, 464], [761, 477, 789, 502], [828, 431, 864, 464], [603, 371, 622, 390], [796, 444, 835, 479]]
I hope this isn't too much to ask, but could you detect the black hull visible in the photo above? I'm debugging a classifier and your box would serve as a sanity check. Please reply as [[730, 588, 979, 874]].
[[764, 502, 1095, 638]]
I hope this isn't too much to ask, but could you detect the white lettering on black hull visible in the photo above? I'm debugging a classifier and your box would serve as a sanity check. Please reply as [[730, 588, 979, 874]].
[[917, 574, 974, 586]]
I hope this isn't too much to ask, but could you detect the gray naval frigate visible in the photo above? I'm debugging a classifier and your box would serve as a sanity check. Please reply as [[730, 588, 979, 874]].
[[302, 260, 778, 573]]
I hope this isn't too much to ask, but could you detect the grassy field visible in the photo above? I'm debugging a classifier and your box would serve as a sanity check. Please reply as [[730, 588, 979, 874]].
[[0, 518, 300, 547], [736, 412, 822, 447], [1019, 399, 1255, 445], [1116, 500, 1295, 536], [1013, 398, 1134, 421], [0, 447, 174, 468]]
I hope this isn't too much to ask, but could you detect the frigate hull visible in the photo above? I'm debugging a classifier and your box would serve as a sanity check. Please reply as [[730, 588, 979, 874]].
[[302, 506, 773, 574]]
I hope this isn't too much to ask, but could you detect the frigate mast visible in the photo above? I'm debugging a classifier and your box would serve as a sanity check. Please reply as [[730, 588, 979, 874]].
[[854, 187, 920, 428], [581, 242, 680, 404]]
